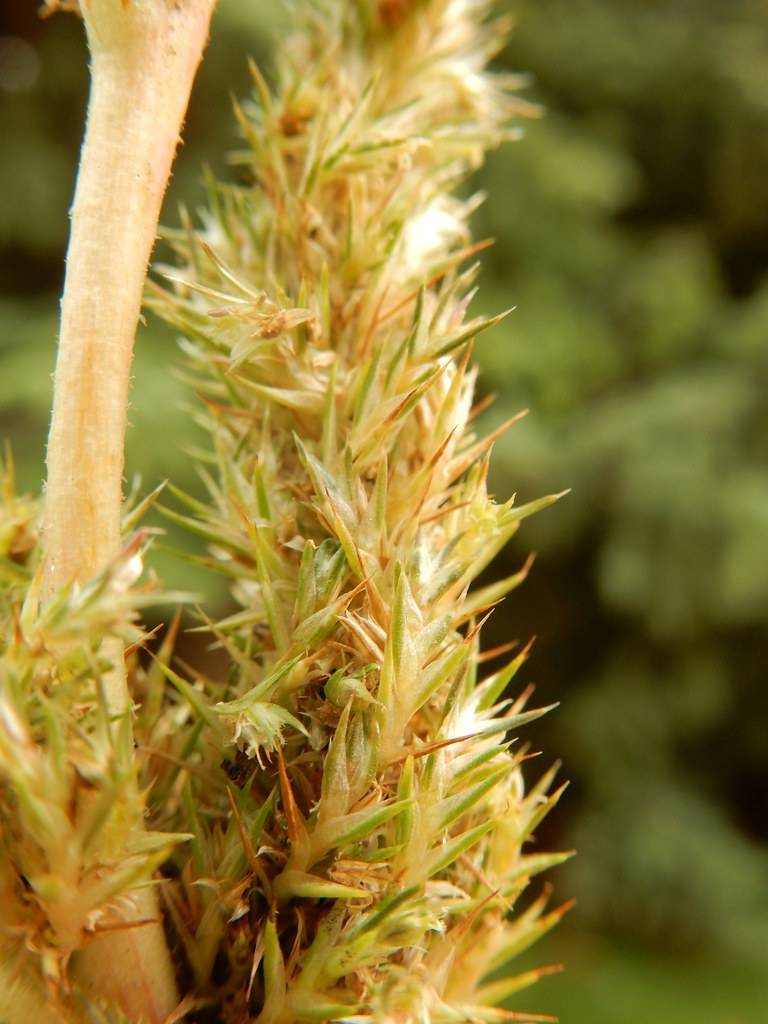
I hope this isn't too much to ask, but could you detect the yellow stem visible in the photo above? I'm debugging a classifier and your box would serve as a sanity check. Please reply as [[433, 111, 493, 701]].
[[44, 0, 216, 627], [42, 2, 216, 1020]]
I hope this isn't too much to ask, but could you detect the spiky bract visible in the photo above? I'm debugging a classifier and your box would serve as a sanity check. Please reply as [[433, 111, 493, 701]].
[[0, 458, 188, 1011], [147, 2, 569, 1022]]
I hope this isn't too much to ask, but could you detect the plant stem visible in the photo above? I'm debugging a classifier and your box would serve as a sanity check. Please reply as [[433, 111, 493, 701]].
[[42, 2, 215, 1020], [44, 0, 215, 638]]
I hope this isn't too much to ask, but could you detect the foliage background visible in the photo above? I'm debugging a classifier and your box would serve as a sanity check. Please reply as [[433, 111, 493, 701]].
[[1, 1, 767, 1020]]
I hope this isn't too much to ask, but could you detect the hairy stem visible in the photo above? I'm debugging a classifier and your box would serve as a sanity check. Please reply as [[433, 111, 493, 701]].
[[44, 0, 215, 633], [42, 2, 215, 1020]]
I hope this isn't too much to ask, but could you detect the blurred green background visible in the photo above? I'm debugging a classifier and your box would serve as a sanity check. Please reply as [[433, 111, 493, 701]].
[[1, 1, 767, 1020]]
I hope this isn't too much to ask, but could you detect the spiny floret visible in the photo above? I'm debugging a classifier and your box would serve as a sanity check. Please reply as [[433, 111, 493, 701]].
[[0, 468, 187, 990], [150, 2, 566, 1022]]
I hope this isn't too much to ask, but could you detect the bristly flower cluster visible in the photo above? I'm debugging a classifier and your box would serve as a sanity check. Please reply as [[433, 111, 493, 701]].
[[0, 454, 188, 1006], [0, 2, 569, 1022], [145, 2, 570, 1021]]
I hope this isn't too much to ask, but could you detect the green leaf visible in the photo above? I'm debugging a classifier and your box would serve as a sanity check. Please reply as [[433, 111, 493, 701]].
[[258, 917, 287, 1024], [432, 309, 514, 359], [432, 764, 512, 831], [217, 652, 305, 710], [318, 701, 352, 823], [315, 798, 410, 854], [292, 996, 360, 1022], [473, 963, 564, 1006], [353, 884, 421, 937], [395, 755, 416, 847], [274, 871, 364, 901], [475, 643, 534, 711], [426, 820, 494, 878], [153, 660, 224, 737], [501, 491, 570, 528]]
